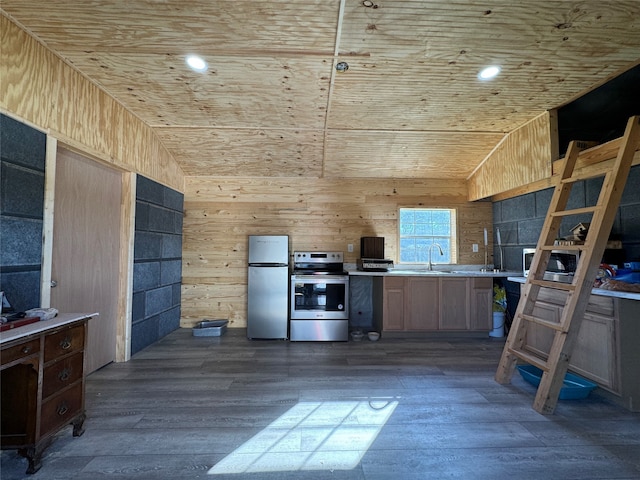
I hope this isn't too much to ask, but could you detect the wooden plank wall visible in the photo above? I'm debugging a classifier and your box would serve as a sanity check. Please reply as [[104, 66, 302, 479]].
[[182, 177, 493, 328], [467, 112, 555, 201], [0, 15, 184, 191]]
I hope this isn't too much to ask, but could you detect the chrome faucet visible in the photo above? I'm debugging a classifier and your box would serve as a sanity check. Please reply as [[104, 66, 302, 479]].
[[428, 243, 444, 271]]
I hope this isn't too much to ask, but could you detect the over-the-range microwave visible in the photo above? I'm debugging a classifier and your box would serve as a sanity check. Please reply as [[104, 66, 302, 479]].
[[523, 248, 579, 281]]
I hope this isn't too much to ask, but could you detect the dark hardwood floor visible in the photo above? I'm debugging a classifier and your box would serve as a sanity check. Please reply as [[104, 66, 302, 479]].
[[2, 328, 640, 479]]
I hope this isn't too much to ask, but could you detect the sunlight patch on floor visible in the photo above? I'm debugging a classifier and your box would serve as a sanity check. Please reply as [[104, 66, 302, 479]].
[[208, 398, 398, 474]]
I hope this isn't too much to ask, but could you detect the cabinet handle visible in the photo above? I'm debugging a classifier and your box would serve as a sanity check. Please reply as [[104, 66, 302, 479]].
[[60, 337, 72, 350], [58, 368, 71, 382], [21, 346, 32, 354], [57, 402, 69, 416]]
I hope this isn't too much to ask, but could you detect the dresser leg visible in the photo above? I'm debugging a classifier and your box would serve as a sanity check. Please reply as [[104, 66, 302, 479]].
[[72, 411, 87, 437], [18, 445, 44, 474]]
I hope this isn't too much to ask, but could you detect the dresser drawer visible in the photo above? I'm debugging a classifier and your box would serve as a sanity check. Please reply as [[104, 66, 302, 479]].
[[40, 383, 83, 437], [1, 339, 40, 367], [44, 324, 84, 362], [42, 352, 84, 399]]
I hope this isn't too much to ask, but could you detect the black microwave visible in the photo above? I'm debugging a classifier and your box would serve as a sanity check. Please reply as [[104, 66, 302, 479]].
[[523, 248, 579, 278]]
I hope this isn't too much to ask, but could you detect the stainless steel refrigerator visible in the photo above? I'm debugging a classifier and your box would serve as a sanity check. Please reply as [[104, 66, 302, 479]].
[[247, 235, 289, 339]]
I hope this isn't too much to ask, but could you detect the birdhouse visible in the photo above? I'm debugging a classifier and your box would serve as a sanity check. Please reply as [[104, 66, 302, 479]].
[[570, 223, 590, 241]]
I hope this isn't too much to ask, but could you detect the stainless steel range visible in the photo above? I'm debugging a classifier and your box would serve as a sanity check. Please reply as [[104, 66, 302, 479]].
[[290, 251, 349, 341]]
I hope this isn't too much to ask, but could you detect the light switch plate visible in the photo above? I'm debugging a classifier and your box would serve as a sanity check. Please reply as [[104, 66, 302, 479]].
[[472, 243, 479, 252], [347, 243, 354, 253]]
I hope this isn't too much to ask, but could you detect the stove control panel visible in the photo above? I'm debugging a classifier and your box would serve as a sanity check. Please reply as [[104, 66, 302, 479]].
[[293, 251, 343, 263]]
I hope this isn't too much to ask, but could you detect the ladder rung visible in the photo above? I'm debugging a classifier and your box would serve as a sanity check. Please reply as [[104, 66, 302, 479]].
[[520, 314, 566, 332], [528, 279, 576, 291], [560, 169, 610, 183], [507, 348, 549, 372], [549, 206, 598, 217]]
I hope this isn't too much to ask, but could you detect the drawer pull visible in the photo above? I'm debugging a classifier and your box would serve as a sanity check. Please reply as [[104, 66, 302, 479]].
[[58, 368, 71, 382], [22, 346, 33, 354], [57, 403, 69, 416], [60, 338, 72, 350]]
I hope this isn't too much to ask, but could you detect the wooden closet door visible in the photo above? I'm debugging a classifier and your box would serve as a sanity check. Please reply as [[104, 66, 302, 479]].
[[51, 148, 122, 373]]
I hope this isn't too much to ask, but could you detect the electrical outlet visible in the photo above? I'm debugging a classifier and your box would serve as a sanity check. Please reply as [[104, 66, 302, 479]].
[[347, 243, 354, 253], [472, 243, 479, 253]]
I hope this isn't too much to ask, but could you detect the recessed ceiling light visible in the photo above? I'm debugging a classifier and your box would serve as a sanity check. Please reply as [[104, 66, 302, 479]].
[[336, 61, 349, 72], [186, 55, 207, 73], [478, 65, 501, 80]]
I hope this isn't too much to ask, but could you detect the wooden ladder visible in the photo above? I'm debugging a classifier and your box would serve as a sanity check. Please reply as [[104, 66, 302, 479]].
[[495, 115, 640, 414]]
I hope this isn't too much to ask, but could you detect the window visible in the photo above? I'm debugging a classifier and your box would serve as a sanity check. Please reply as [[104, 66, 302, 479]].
[[399, 208, 456, 264]]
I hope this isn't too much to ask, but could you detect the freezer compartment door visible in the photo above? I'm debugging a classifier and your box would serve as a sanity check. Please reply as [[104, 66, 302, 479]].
[[247, 266, 289, 339], [248, 235, 289, 265]]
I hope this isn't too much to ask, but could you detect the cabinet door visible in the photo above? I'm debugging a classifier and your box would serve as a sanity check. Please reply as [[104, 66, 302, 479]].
[[470, 278, 493, 330], [406, 277, 439, 330], [569, 313, 617, 391], [523, 301, 558, 357], [383, 277, 405, 331], [439, 277, 469, 330]]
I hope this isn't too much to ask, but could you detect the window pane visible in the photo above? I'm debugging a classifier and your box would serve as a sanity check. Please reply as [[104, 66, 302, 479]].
[[414, 223, 432, 236], [400, 238, 416, 262], [431, 210, 450, 224], [414, 210, 432, 224], [398, 208, 455, 264], [400, 223, 415, 236], [400, 209, 414, 224], [414, 238, 430, 263], [432, 223, 450, 236]]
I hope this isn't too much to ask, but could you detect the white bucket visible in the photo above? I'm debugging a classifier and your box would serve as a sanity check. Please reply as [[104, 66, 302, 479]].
[[490, 312, 505, 338]]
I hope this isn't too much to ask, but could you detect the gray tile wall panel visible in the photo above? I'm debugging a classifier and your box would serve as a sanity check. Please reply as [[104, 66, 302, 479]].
[[534, 189, 552, 218], [134, 201, 149, 231], [132, 291, 145, 322], [130, 174, 184, 354], [517, 218, 545, 246], [172, 283, 182, 307], [585, 176, 605, 206], [620, 204, 640, 242], [500, 194, 535, 222], [130, 317, 159, 353], [133, 262, 161, 292], [1, 164, 45, 217], [173, 211, 184, 235], [621, 165, 640, 205], [163, 188, 184, 211], [0, 270, 41, 312], [1, 115, 46, 313], [161, 260, 182, 286], [136, 175, 164, 206], [134, 232, 163, 260], [148, 204, 175, 233], [158, 306, 181, 338], [162, 234, 182, 259], [0, 115, 46, 170], [145, 285, 173, 318], [0, 218, 44, 266]]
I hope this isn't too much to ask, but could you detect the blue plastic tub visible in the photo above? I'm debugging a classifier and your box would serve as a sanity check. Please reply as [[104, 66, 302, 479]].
[[516, 364, 598, 400]]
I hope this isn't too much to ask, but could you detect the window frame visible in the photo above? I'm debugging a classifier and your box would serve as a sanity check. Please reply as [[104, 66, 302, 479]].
[[397, 207, 458, 265]]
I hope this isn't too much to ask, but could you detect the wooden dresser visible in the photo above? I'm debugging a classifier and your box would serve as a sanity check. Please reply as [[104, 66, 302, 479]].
[[1, 313, 94, 474]]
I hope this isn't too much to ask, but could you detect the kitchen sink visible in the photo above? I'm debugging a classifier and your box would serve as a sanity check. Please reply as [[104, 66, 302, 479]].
[[389, 270, 451, 275]]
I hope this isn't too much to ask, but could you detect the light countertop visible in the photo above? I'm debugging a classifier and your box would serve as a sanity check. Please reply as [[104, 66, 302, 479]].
[[507, 276, 640, 301], [346, 265, 519, 278]]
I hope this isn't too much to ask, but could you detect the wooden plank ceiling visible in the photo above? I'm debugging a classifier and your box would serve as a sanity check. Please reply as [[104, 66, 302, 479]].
[[3, 1, 639, 179]]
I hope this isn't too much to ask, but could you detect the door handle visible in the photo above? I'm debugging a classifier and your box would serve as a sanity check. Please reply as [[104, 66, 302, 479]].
[[51, 280, 58, 288]]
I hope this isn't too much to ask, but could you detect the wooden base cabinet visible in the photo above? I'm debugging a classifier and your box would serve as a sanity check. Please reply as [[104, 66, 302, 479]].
[[521, 286, 640, 411], [1, 316, 90, 474], [380, 276, 493, 332]]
